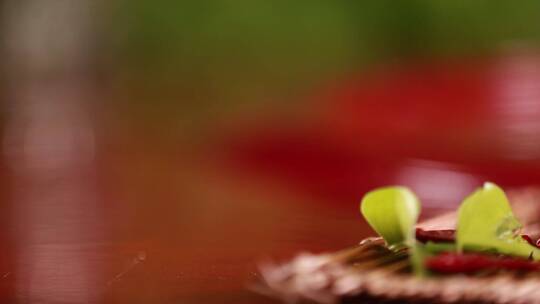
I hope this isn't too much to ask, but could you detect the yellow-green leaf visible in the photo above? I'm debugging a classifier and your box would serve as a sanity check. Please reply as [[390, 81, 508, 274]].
[[457, 182, 540, 260], [360, 186, 420, 248]]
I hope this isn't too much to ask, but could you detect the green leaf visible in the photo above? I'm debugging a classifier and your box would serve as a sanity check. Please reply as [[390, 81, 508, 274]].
[[456, 182, 540, 260], [360, 186, 420, 248]]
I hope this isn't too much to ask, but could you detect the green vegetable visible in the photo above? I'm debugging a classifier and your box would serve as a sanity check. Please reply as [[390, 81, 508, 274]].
[[360, 186, 420, 248], [424, 241, 456, 254], [456, 182, 540, 260]]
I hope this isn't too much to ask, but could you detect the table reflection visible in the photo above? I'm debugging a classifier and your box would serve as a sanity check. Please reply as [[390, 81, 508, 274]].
[[2, 0, 104, 302], [5, 85, 103, 303]]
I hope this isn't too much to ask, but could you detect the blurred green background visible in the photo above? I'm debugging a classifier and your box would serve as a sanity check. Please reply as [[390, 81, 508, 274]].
[[108, 0, 540, 130]]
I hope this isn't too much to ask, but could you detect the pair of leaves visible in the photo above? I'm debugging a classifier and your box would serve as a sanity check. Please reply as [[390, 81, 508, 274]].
[[360, 182, 540, 261]]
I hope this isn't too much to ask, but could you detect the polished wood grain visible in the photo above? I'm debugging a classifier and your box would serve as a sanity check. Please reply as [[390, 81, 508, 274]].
[[0, 117, 379, 303], [3, 53, 540, 303]]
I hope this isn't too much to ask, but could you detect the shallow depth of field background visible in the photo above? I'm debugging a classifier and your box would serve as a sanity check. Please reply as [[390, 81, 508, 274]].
[[2, 1, 540, 303]]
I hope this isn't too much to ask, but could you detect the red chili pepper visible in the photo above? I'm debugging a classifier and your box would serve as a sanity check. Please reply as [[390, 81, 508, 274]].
[[426, 252, 540, 273], [416, 228, 455, 243]]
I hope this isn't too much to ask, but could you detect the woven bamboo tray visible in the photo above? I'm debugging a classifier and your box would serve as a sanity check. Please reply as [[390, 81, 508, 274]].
[[255, 189, 540, 304]]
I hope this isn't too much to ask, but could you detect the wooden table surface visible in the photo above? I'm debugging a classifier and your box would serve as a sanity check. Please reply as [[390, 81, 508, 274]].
[[3, 53, 540, 303], [0, 130, 381, 303]]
